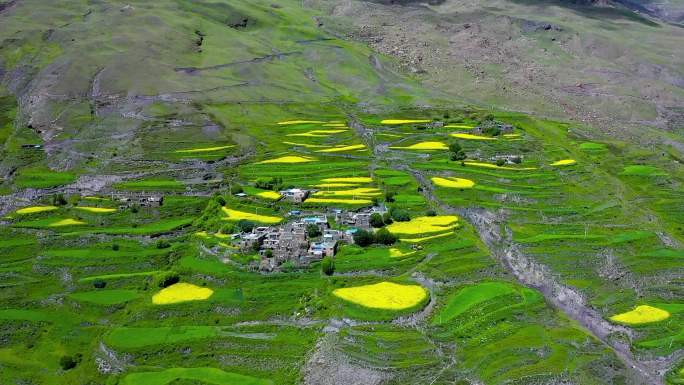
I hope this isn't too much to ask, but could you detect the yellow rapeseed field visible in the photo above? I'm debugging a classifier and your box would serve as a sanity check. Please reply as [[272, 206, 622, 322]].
[[277, 120, 324, 125], [332, 281, 427, 310], [75, 207, 117, 213], [389, 248, 415, 258], [313, 183, 358, 188], [49, 218, 86, 227], [387, 215, 459, 235], [444, 124, 474, 129], [400, 231, 453, 243], [313, 188, 381, 197], [322, 123, 347, 127], [390, 141, 448, 150], [152, 283, 214, 305], [610, 305, 670, 325], [222, 207, 283, 224], [286, 130, 347, 137], [464, 161, 537, 171], [431, 177, 475, 188], [16, 206, 58, 215], [380, 119, 431, 125], [550, 159, 577, 166], [175, 145, 234, 153], [256, 191, 282, 200], [451, 133, 496, 140], [320, 177, 373, 183], [316, 144, 366, 153], [304, 198, 372, 205], [257, 156, 315, 164]]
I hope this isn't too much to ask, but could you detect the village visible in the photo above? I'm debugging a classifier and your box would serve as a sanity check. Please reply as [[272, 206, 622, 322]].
[[233, 200, 386, 272]]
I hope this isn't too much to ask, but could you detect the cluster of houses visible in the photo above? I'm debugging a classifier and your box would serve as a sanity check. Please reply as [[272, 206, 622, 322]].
[[232, 206, 386, 271]]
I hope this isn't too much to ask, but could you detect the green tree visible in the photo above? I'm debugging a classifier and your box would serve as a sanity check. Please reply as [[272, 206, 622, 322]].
[[375, 228, 397, 245], [390, 208, 410, 222], [353, 229, 375, 247], [306, 224, 322, 238], [369, 213, 384, 228]]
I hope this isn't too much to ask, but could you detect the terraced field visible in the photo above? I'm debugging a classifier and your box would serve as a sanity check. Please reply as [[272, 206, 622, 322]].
[[0, 0, 682, 384]]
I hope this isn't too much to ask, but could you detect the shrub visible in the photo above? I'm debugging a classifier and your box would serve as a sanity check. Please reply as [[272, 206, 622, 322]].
[[426, 209, 437, 217], [231, 184, 244, 195], [236, 219, 256, 233], [496, 158, 506, 166], [59, 354, 82, 371], [369, 213, 384, 228], [450, 150, 466, 161], [321, 256, 335, 276], [52, 194, 67, 206], [157, 271, 180, 288], [375, 228, 397, 245], [390, 208, 410, 222], [384, 191, 396, 203], [448, 142, 462, 153], [111, 243, 119, 251], [156, 239, 171, 249], [511, 156, 522, 164], [382, 212, 393, 225], [93, 279, 106, 289], [353, 229, 375, 247]]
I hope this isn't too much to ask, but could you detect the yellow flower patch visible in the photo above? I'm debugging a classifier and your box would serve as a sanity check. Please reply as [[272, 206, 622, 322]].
[[390, 141, 448, 150], [550, 159, 577, 166], [389, 248, 415, 258], [15, 206, 58, 215], [316, 144, 366, 153], [451, 133, 496, 140], [175, 145, 234, 153], [313, 183, 359, 188], [286, 130, 347, 137], [464, 161, 537, 171], [380, 119, 431, 125], [257, 156, 315, 164], [503, 134, 521, 138], [222, 207, 282, 224], [400, 231, 453, 243], [387, 215, 459, 235], [320, 177, 373, 183], [49, 218, 86, 227], [304, 198, 372, 205], [152, 283, 214, 305], [333, 281, 427, 310], [322, 123, 347, 127], [313, 188, 382, 197], [75, 207, 117, 213], [431, 177, 475, 189], [444, 124, 474, 129], [256, 191, 282, 200], [277, 120, 325, 125], [610, 305, 670, 325]]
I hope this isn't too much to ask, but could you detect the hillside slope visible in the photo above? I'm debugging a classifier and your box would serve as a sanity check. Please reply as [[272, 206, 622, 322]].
[[313, 0, 684, 143]]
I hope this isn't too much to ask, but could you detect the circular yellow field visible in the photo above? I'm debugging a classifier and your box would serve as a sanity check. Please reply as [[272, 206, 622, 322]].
[[333, 281, 428, 310], [610, 305, 670, 325], [431, 177, 475, 189], [152, 283, 214, 305]]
